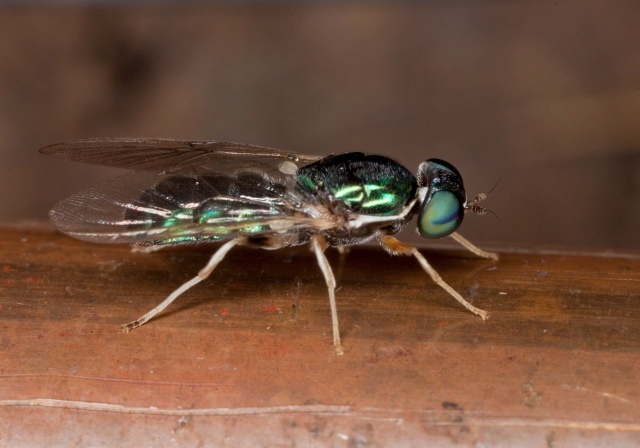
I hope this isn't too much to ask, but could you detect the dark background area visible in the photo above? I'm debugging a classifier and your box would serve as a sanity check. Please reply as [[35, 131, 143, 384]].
[[1, 1, 638, 250]]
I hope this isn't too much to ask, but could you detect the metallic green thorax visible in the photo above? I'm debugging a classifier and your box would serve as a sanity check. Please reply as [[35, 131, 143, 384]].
[[296, 153, 417, 216]]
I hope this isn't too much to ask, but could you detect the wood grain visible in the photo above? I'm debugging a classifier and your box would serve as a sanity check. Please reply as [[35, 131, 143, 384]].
[[1, 224, 639, 447]]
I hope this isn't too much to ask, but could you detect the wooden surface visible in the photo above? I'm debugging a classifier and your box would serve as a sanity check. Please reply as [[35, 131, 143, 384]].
[[1, 224, 639, 447]]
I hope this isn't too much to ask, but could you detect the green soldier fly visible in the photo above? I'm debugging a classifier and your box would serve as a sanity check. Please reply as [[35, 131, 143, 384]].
[[41, 138, 498, 355]]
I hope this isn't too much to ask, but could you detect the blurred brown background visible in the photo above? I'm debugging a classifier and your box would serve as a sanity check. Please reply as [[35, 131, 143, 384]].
[[0, 1, 638, 250]]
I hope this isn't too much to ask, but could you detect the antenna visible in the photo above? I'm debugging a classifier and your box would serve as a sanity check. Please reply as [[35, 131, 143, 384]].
[[465, 177, 501, 221]]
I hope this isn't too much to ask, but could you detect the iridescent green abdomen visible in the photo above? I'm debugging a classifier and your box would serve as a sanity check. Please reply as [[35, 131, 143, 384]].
[[124, 174, 288, 244], [296, 153, 417, 216]]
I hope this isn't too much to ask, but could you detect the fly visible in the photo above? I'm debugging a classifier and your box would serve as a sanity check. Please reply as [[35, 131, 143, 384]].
[[40, 138, 498, 355]]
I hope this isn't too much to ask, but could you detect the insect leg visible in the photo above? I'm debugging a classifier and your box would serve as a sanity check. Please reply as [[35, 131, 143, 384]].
[[310, 234, 345, 355], [121, 238, 241, 332], [380, 235, 489, 320], [449, 232, 499, 260], [131, 244, 166, 254]]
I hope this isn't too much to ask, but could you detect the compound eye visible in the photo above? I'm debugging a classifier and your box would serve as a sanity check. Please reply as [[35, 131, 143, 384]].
[[418, 190, 464, 239]]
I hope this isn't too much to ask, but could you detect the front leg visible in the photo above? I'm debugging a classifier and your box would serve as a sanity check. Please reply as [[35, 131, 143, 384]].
[[379, 234, 489, 320], [449, 232, 499, 260]]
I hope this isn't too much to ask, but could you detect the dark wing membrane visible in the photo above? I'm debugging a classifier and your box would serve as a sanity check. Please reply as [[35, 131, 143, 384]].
[[49, 170, 335, 245], [39, 138, 322, 174]]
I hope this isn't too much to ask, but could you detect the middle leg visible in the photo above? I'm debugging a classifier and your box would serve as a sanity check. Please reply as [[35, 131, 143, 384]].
[[310, 234, 345, 355]]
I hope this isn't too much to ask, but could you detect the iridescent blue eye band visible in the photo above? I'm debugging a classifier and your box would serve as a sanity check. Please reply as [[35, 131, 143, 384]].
[[419, 190, 463, 239]]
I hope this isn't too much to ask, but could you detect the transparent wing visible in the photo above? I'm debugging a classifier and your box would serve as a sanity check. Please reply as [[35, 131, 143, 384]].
[[49, 169, 335, 245], [39, 138, 322, 174]]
